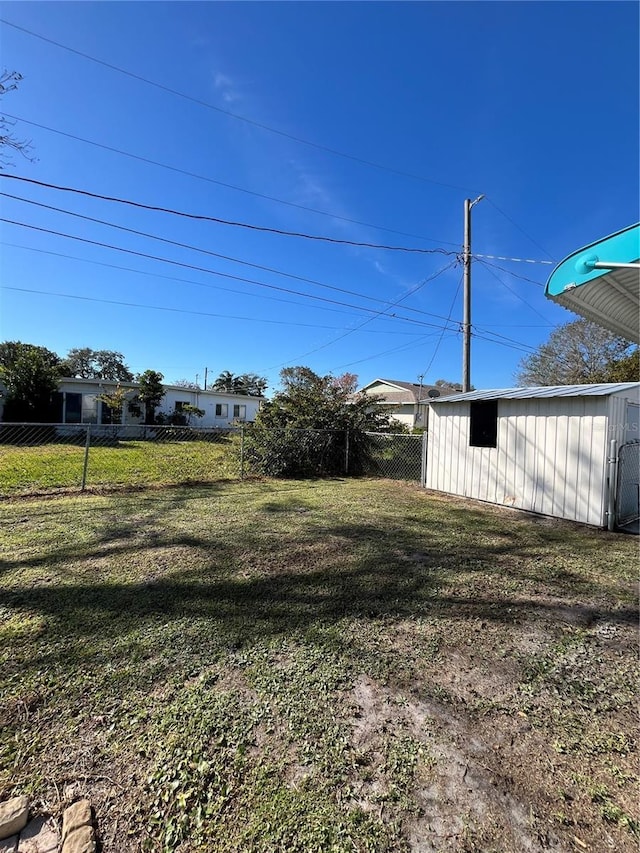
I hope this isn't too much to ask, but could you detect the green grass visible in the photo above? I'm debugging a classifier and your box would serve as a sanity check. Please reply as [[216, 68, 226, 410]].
[[0, 479, 638, 851], [0, 438, 240, 494]]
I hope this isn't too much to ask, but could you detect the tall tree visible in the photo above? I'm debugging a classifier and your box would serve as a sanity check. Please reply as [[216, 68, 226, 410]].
[[61, 348, 134, 381], [211, 371, 267, 396], [0, 341, 61, 421], [0, 71, 35, 168], [515, 320, 635, 386], [137, 370, 165, 424]]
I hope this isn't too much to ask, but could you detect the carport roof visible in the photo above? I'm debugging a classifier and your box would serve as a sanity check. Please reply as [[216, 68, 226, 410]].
[[545, 224, 640, 343]]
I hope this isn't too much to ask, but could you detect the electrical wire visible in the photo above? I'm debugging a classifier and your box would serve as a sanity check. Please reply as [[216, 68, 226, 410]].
[[0, 240, 429, 329], [420, 274, 463, 377], [476, 260, 555, 325], [0, 217, 459, 331], [1, 191, 467, 326], [268, 261, 458, 369], [476, 257, 547, 288], [0, 17, 478, 193], [0, 174, 456, 255], [485, 197, 556, 262], [3, 113, 461, 247]]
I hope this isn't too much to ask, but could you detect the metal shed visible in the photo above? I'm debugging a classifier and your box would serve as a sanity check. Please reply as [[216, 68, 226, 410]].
[[424, 383, 640, 529]]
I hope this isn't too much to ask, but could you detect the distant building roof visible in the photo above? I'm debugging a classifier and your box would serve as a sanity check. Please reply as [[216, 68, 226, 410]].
[[429, 382, 640, 404], [359, 378, 460, 404]]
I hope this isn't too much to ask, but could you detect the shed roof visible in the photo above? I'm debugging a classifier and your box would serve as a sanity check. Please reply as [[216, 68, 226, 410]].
[[545, 224, 640, 343], [427, 382, 640, 404]]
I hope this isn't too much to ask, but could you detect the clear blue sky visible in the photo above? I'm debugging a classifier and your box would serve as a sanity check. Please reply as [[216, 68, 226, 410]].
[[0, 1, 638, 394]]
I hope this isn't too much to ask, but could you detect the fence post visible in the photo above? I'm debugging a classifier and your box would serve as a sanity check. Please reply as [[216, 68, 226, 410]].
[[344, 429, 350, 476], [240, 426, 245, 480], [81, 424, 91, 491], [421, 431, 428, 487], [607, 439, 618, 531]]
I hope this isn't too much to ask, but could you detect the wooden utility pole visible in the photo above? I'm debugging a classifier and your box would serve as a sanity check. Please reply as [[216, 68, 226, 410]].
[[462, 195, 484, 392]]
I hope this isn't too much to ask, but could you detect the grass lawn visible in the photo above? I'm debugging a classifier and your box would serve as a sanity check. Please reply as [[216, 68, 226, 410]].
[[0, 438, 240, 495], [0, 479, 638, 852]]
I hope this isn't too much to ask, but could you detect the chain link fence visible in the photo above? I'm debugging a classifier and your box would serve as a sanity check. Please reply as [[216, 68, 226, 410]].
[[616, 440, 640, 528], [0, 423, 426, 496]]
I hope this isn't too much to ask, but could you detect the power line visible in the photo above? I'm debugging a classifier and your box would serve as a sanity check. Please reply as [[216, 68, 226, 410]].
[[268, 261, 458, 369], [0, 174, 455, 256], [331, 330, 457, 370], [473, 252, 553, 266], [421, 274, 463, 378], [0, 240, 427, 329], [485, 197, 556, 262], [476, 260, 555, 325], [0, 217, 458, 332], [0, 17, 477, 193], [2, 191, 467, 327], [477, 257, 547, 287], [3, 284, 401, 331], [4, 113, 460, 248]]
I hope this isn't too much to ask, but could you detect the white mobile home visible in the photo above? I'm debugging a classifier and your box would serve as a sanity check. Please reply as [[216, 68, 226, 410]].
[[425, 383, 640, 528]]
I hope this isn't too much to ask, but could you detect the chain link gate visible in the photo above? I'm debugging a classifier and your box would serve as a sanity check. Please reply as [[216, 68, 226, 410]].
[[362, 432, 424, 481], [616, 440, 640, 528]]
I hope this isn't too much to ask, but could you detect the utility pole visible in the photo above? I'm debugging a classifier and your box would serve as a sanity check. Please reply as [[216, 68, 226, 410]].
[[462, 195, 484, 393], [417, 372, 425, 426], [204, 367, 208, 391]]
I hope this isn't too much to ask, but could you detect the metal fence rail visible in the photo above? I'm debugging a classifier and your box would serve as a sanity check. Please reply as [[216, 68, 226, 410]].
[[0, 423, 424, 496], [616, 440, 640, 528]]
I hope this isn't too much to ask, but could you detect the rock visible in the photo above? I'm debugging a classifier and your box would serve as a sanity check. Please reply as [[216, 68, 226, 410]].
[[0, 836, 18, 853], [61, 826, 94, 853], [0, 798, 29, 841], [61, 801, 94, 853], [17, 816, 59, 852]]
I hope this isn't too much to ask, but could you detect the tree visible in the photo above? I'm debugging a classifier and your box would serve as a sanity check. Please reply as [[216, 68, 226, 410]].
[[60, 347, 134, 381], [211, 370, 267, 396], [0, 341, 61, 421], [96, 385, 132, 424], [137, 370, 165, 424], [245, 366, 395, 477], [0, 71, 36, 168], [435, 379, 463, 391], [515, 320, 635, 386], [607, 348, 640, 382]]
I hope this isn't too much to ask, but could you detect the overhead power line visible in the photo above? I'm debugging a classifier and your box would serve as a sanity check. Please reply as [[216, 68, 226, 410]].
[[0, 174, 455, 256], [0, 17, 477, 193], [4, 113, 459, 248], [485, 197, 556, 262], [0, 217, 460, 332], [273, 261, 457, 368], [1, 191, 465, 326], [1, 240, 427, 329]]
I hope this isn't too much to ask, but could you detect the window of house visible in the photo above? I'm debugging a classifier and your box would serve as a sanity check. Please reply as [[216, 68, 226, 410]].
[[215, 403, 228, 418], [65, 393, 82, 423], [469, 400, 498, 447], [233, 404, 247, 420]]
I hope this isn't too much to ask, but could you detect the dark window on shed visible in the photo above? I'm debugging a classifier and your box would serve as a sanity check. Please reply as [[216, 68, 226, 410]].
[[470, 400, 498, 447]]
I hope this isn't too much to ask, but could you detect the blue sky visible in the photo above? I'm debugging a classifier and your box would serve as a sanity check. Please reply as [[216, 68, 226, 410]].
[[0, 1, 638, 394]]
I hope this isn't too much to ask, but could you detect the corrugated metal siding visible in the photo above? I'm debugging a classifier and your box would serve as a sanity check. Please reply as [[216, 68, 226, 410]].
[[426, 397, 609, 525]]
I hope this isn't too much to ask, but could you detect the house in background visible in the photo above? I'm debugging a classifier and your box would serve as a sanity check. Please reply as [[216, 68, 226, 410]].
[[358, 378, 459, 430], [424, 382, 640, 529], [51, 378, 264, 428]]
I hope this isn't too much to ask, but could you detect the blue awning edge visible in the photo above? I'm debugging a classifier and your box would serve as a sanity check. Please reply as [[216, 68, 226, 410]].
[[545, 224, 640, 343]]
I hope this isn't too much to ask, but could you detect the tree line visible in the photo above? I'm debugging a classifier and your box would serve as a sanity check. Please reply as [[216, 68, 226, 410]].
[[0, 342, 268, 423]]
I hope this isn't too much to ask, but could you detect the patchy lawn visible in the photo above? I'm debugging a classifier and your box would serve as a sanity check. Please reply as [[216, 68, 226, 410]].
[[0, 479, 637, 852]]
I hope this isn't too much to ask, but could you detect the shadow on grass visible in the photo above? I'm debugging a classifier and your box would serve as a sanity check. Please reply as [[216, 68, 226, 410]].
[[1, 484, 636, 651]]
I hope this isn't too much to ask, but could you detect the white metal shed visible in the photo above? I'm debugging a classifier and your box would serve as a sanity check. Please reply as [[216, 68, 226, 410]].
[[424, 383, 640, 528]]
